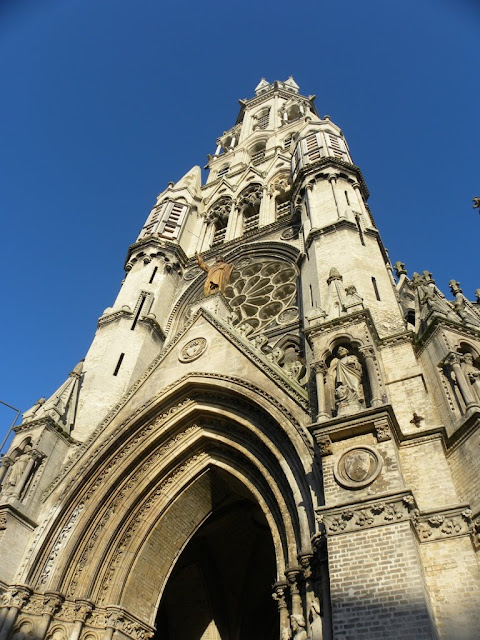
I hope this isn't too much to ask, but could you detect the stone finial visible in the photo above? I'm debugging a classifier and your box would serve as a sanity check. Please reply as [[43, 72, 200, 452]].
[[449, 280, 462, 296], [327, 267, 342, 284], [475, 289, 480, 303], [473, 196, 480, 210], [422, 270, 434, 284], [393, 261, 407, 277]]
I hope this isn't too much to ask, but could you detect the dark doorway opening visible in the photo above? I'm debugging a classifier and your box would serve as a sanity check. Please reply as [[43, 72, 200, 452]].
[[156, 469, 279, 640]]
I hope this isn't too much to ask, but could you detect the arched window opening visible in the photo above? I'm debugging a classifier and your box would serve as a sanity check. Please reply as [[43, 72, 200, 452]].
[[253, 107, 270, 131], [207, 197, 231, 246], [250, 141, 267, 165], [270, 174, 292, 220], [285, 103, 303, 123], [238, 184, 262, 233]]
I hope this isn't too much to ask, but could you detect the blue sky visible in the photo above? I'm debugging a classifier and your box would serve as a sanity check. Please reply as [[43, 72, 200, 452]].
[[1, 0, 479, 443]]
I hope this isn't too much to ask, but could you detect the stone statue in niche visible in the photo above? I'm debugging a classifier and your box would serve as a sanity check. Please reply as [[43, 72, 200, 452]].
[[461, 352, 480, 399], [290, 614, 308, 640], [329, 346, 365, 416], [309, 598, 324, 640], [195, 252, 233, 297], [5, 444, 32, 492]]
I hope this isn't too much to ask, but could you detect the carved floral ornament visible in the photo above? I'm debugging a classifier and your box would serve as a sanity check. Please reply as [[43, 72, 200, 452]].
[[333, 445, 383, 489], [178, 338, 208, 363]]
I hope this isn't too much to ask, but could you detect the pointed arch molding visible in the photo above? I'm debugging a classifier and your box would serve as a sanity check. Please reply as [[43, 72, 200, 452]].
[[20, 376, 318, 623]]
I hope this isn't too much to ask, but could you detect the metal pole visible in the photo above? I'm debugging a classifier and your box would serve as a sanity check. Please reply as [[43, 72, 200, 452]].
[[0, 400, 21, 455]]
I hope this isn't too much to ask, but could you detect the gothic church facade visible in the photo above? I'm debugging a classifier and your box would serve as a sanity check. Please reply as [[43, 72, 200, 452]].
[[1, 78, 480, 640]]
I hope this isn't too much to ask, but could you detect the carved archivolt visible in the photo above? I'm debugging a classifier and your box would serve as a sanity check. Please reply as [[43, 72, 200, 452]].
[[24, 382, 316, 620]]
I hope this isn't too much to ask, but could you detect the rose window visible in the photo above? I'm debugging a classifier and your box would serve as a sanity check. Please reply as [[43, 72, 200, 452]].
[[223, 258, 298, 334]]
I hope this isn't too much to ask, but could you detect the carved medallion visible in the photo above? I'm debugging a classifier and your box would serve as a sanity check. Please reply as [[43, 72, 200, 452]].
[[281, 227, 299, 240], [179, 338, 208, 362], [183, 267, 202, 281], [334, 445, 383, 489], [278, 306, 299, 324]]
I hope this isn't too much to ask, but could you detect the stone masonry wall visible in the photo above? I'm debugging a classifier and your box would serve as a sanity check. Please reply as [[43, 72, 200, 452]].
[[420, 536, 480, 640], [327, 521, 435, 640]]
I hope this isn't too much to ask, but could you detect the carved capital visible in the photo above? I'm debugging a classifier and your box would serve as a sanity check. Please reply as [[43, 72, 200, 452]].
[[311, 360, 327, 376], [359, 345, 375, 359], [7, 585, 32, 609], [272, 581, 288, 609], [374, 418, 391, 442], [42, 592, 63, 616], [297, 552, 313, 579], [73, 599, 93, 622], [443, 351, 462, 368]]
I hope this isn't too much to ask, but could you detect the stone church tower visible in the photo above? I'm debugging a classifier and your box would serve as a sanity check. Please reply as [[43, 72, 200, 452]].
[[1, 78, 480, 640]]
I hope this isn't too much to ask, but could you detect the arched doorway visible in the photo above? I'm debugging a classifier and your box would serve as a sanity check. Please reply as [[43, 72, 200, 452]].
[[156, 468, 279, 640]]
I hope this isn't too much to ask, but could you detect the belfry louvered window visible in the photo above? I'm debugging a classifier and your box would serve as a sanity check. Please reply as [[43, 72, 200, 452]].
[[139, 201, 188, 240], [256, 108, 270, 130], [158, 202, 187, 239], [325, 132, 349, 161], [302, 132, 324, 162]]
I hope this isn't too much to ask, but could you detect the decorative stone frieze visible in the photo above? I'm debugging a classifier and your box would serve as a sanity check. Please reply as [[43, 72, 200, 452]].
[[413, 506, 473, 543], [316, 492, 416, 536]]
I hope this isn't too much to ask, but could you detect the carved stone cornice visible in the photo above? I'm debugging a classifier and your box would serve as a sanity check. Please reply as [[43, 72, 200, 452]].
[[97, 308, 133, 328], [0, 589, 155, 640], [414, 314, 480, 356], [413, 505, 473, 543], [292, 156, 369, 201], [305, 308, 380, 348], [124, 237, 188, 271], [138, 315, 166, 342], [13, 416, 78, 445], [316, 491, 416, 536]]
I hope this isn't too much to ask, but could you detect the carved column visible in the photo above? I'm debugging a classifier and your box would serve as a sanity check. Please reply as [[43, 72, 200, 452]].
[[224, 200, 238, 242], [286, 567, 302, 617], [259, 186, 273, 226], [0, 457, 13, 490], [0, 587, 31, 640], [359, 346, 383, 407], [103, 608, 123, 640], [298, 553, 315, 634], [311, 361, 329, 422], [311, 532, 332, 640], [352, 182, 368, 218], [328, 174, 341, 219], [445, 352, 479, 410], [196, 214, 210, 252], [37, 592, 63, 640], [69, 600, 93, 640], [272, 581, 290, 640]]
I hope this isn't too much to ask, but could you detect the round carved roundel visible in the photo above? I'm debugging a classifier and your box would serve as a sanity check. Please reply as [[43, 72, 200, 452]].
[[223, 258, 298, 335], [179, 338, 207, 362], [334, 446, 383, 489]]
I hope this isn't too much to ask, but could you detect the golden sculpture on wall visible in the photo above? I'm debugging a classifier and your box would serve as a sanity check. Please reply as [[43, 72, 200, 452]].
[[195, 252, 234, 297]]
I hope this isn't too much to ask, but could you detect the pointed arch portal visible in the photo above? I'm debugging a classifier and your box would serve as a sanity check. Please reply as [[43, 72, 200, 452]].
[[155, 467, 279, 640]]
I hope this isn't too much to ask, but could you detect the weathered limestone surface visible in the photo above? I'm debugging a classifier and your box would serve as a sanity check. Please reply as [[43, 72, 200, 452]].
[[2, 78, 480, 640]]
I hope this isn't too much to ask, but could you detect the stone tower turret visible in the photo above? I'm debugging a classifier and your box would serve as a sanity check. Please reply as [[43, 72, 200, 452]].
[[1, 79, 480, 640]]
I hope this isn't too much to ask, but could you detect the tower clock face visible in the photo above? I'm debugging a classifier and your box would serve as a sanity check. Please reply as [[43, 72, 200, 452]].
[[223, 258, 298, 334]]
